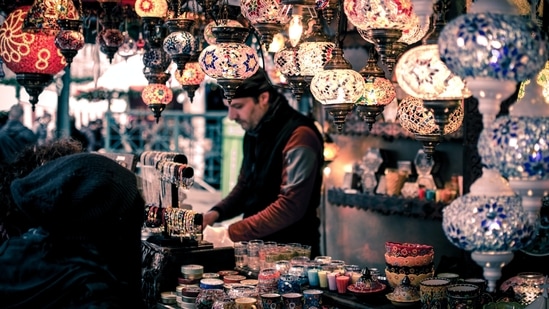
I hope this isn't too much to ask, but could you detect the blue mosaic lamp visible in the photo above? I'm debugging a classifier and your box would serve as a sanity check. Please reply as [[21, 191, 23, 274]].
[[478, 80, 549, 256], [438, 0, 547, 123], [442, 168, 535, 293]]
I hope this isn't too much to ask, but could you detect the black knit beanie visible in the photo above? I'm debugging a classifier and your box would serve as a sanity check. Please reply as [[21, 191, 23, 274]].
[[231, 68, 275, 99], [10, 152, 143, 239]]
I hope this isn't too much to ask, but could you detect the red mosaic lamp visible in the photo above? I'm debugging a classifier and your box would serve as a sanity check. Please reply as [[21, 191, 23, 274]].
[[142, 73, 173, 123], [174, 55, 205, 103], [0, 6, 67, 111]]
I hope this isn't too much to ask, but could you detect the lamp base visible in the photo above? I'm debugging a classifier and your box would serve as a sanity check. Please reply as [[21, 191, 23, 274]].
[[16, 73, 53, 111], [323, 103, 354, 133], [414, 134, 442, 158], [422, 99, 460, 134], [471, 251, 514, 293], [286, 75, 308, 103], [217, 78, 245, 104], [148, 103, 167, 123], [465, 77, 516, 126], [253, 23, 284, 50], [508, 178, 549, 226], [355, 104, 385, 130], [182, 84, 200, 103]]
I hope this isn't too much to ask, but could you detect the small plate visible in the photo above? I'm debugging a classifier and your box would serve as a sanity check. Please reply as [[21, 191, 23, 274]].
[[386, 293, 420, 307]]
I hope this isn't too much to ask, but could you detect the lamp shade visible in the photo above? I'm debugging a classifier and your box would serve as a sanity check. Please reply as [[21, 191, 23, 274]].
[[443, 168, 533, 252], [198, 43, 259, 80], [395, 44, 470, 101], [356, 77, 396, 106], [240, 0, 289, 47], [142, 83, 173, 105], [0, 6, 67, 109], [298, 41, 335, 80], [135, 0, 168, 18], [0, 6, 66, 75], [23, 0, 79, 35], [344, 0, 413, 31], [438, 8, 547, 82], [175, 61, 205, 87], [397, 95, 463, 135]]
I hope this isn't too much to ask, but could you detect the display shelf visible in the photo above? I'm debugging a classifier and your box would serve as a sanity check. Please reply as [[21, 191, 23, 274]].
[[327, 188, 447, 220]]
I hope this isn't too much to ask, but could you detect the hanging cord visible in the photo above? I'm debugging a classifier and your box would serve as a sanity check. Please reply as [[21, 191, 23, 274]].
[[335, 0, 347, 48]]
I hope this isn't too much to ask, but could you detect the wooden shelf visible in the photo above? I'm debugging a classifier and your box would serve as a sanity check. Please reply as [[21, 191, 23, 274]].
[[327, 188, 447, 221]]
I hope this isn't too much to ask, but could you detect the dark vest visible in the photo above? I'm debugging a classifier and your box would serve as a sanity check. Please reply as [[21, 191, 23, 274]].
[[240, 97, 323, 250]]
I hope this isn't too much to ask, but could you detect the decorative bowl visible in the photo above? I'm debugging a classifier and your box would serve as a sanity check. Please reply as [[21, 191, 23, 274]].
[[385, 268, 434, 288], [385, 242, 434, 257], [347, 281, 386, 300], [384, 252, 434, 267], [385, 263, 434, 275]]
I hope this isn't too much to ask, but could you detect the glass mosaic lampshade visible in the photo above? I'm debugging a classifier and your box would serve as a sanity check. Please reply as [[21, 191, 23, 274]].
[[135, 0, 168, 18], [0, 6, 67, 110], [163, 18, 196, 71], [55, 19, 85, 67], [343, 0, 413, 72], [198, 26, 259, 103], [355, 48, 396, 130], [240, 0, 290, 49], [438, 0, 547, 123], [518, 61, 549, 103], [478, 80, 549, 229], [442, 168, 535, 292], [174, 57, 206, 103], [142, 82, 173, 123], [397, 95, 463, 156], [23, 0, 79, 35], [310, 47, 365, 133]]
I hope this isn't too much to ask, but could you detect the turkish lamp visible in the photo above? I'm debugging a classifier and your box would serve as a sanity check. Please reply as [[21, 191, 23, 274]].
[[136, 0, 169, 48], [163, 18, 196, 71], [478, 79, 549, 228], [274, 46, 306, 101], [174, 55, 205, 103], [117, 29, 138, 61], [241, 0, 289, 49], [397, 95, 463, 157], [356, 47, 396, 130], [395, 44, 470, 134], [438, 0, 547, 124], [55, 19, 85, 67], [310, 47, 365, 133], [142, 72, 173, 123], [198, 25, 260, 104], [442, 168, 535, 292], [343, 0, 413, 74], [23, 0, 79, 35], [0, 6, 67, 111], [143, 47, 172, 76], [297, 18, 335, 84]]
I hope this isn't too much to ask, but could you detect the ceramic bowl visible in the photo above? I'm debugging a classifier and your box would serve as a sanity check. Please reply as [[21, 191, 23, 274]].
[[385, 268, 434, 288], [384, 252, 434, 267], [385, 242, 434, 258], [385, 263, 434, 275]]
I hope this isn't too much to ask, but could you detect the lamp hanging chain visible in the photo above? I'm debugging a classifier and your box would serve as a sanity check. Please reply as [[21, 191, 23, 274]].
[[335, 0, 346, 48]]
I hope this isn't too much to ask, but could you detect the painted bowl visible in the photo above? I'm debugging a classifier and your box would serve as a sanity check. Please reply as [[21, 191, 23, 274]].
[[385, 267, 435, 288], [384, 252, 434, 267], [385, 242, 434, 257]]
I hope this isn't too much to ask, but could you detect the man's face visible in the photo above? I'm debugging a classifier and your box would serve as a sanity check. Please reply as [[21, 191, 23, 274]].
[[224, 92, 270, 131]]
